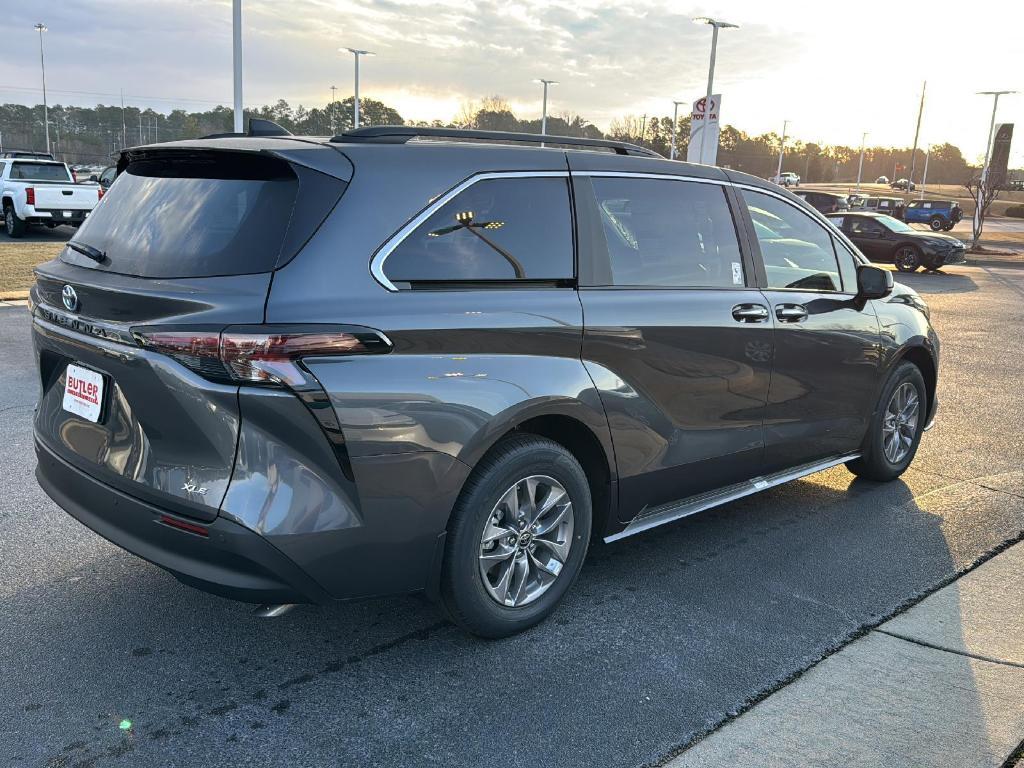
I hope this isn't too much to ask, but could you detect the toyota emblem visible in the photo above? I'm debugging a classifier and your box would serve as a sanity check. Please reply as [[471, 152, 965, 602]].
[[61, 284, 79, 312]]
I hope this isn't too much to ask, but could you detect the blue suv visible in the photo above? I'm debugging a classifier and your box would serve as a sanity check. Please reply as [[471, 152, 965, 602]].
[[904, 199, 963, 231]]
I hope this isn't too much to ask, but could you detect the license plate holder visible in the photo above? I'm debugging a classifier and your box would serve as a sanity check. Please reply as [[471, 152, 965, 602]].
[[63, 363, 104, 423], [62, 210, 73, 218]]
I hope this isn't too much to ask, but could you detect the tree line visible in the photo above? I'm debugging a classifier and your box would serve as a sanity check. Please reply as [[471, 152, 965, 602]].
[[0, 96, 981, 184]]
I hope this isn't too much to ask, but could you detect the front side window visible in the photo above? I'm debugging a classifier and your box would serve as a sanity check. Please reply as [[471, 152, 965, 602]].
[[590, 177, 744, 288], [850, 218, 885, 236], [383, 177, 573, 283], [742, 189, 842, 292]]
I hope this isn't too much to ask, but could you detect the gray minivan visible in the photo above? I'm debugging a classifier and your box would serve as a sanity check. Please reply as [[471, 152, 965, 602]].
[[31, 125, 939, 637]]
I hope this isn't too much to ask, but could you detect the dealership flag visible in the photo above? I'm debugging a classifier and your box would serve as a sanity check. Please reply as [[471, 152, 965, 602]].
[[687, 94, 722, 166]]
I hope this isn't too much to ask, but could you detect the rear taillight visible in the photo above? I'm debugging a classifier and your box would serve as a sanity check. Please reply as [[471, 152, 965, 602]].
[[97, 187, 104, 200], [132, 325, 390, 388], [25, 187, 35, 206], [71, 169, 78, 183]]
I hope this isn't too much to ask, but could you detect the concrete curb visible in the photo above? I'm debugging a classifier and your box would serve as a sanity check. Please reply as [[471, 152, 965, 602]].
[[665, 540, 1024, 768]]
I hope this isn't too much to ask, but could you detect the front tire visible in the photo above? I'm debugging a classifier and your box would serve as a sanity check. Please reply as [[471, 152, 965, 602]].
[[929, 216, 945, 231], [846, 362, 927, 481], [894, 245, 922, 272], [4, 205, 27, 238], [440, 435, 592, 638]]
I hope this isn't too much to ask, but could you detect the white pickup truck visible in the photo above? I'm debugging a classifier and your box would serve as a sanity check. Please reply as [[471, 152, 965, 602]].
[[1, 158, 103, 238]]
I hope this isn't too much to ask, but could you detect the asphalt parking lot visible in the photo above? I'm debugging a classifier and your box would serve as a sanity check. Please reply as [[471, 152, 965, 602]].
[[2, 264, 1024, 768]]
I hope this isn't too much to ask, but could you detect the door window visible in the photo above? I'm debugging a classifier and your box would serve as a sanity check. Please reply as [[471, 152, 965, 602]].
[[849, 218, 886, 236], [589, 177, 744, 288], [742, 189, 842, 292], [383, 177, 573, 283], [832, 237, 861, 293]]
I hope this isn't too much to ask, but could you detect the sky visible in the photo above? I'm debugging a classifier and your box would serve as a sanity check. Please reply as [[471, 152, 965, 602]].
[[3, 0, 1023, 164]]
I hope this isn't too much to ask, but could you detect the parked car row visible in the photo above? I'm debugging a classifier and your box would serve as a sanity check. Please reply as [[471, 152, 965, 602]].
[[826, 211, 966, 272]]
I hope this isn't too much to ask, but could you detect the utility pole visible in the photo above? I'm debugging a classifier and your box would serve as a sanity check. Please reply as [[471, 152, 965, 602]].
[[233, 0, 243, 133], [920, 144, 930, 199], [670, 100, 685, 160], [35, 23, 50, 155], [139, 112, 143, 144], [120, 90, 127, 147], [330, 85, 337, 133], [775, 119, 790, 181], [856, 131, 869, 192], [908, 81, 926, 192]]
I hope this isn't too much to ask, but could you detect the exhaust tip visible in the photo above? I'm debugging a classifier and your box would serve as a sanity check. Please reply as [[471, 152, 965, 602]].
[[255, 603, 297, 618]]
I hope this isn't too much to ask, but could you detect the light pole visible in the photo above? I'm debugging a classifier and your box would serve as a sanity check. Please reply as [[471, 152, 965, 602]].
[[855, 131, 869, 192], [693, 17, 737, 165], [537, 79, 558, 138], [232, 0, 243, 133], [342, 48, 375, 129], [920, 143, 930, 199], [775, 119, 790, 181], [908, 81, 926, 193], [670, 99, 686, 160], [34, 23, 50, 155], [330, 85, 337, 133], [974, 90, 1017, 245]]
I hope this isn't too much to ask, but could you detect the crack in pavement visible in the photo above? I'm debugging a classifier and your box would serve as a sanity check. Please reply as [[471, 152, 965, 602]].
[[874, 628, 1024, 671]]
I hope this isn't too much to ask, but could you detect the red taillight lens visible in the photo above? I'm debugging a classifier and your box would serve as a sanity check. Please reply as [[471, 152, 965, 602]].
[[72, 169, 78, 183], [97, 187, 105, 200], [133, 326, 389, 388], [159, 515, 209, 537], [25, 187, 35, 206]]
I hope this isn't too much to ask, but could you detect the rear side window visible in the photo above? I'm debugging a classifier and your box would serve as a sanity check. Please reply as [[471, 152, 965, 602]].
[[383, 177, 573, 283], [742, 189, 842, 292], [589, 177, 744, 288], [65, 152, 343, 279], [10, 162, 71, 181]]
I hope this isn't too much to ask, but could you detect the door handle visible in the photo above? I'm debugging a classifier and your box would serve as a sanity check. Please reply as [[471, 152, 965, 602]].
[[731, 303, 770, 323], [775, 303, 808, 323]]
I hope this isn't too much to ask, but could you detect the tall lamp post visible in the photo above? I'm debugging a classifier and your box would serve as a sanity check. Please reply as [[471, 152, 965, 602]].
[[232, 0, 243, 133], [855, 131, 869, 192], [692, 17, 737, 164], [537, 79, 558, 141], [670, 99, 686, 160], [775, 119, 790, 181], [342, 48, 375, 129], [34, 23, 50, 155], [973, 90, 1017, 245]]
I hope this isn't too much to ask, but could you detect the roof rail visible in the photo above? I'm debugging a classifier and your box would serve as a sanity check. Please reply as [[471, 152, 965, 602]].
[[330, 126, 662, 158]]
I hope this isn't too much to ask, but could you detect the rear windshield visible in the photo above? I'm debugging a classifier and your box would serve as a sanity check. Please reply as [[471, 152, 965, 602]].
[[65, 152, 302, 279], [10, 162, 71, 181]]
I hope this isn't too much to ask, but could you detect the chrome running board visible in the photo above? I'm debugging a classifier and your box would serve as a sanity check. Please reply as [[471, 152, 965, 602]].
[[604, 453, 861, 543]]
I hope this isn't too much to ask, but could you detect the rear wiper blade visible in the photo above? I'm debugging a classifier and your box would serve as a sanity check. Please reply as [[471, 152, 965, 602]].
[[67, 241, 106, 263]]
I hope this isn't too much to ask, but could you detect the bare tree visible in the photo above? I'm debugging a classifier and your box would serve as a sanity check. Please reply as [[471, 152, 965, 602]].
[[963, 173, 1002, 248]]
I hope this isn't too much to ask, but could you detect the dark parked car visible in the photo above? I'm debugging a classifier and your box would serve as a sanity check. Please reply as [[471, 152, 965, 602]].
[[862, 196, 905, 220], [88, 165, 117, 190], [791, 189, 849, 213], [826, 211, 966, 272], [891, 178, 916, 191], [903, 199, 962, 231], [31, 124, 939, 637]]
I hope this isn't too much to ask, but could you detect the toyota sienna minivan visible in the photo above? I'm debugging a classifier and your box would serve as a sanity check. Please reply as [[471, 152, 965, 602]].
[[31, 124, 939, 637]]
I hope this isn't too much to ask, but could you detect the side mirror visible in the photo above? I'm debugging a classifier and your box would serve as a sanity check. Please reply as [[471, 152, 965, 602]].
[[857, 264, 893, 300], [89, 175, 98, 182]]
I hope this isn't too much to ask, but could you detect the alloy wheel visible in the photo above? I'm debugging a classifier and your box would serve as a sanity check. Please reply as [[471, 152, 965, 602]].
[[882, 382, 920, 464], [895, 247, 919, 272], [478, 475, 574, 608]]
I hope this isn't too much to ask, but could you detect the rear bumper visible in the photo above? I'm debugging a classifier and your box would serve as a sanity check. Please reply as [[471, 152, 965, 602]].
[[25, 207, 90, 224], [35, 437, 332, 605]]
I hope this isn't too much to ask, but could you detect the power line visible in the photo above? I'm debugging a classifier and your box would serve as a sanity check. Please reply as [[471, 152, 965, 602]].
[[0, 84, 224, 106]]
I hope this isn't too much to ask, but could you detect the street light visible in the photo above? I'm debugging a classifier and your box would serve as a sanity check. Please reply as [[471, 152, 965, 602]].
[[232, 0, 243, 133], [775, 119, 790, 182], [537, 79, 558, 143], [342, 48, 375, 129], [34, 23, 49, 155], [973, 90, 1017, 244], [855, 131, 869, 192], [693, 17, 737, 165], [670, 100, 686, 160]]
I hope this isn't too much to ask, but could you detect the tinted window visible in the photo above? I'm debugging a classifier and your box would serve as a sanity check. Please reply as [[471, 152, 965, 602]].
[[10, 162, 71, 182], [832, 237, 860, 292], [742, 189, 842, 292], [850, 218, 885, 235], [590, 177, 744, 288], [66, 153, 308, 279], [383, 177, 572, 283]]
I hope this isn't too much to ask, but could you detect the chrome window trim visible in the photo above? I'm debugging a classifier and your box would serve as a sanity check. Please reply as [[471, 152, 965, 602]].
[[574, 170, 729, 186], [369, 170, 570, 292]]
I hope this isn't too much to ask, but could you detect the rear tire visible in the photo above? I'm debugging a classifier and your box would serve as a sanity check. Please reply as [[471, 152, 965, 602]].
[[440, 435, 592, 638], [894, 245, 922, 272], [846, 362, 927, 482], [4, 204, 27, 238], [929, 216, 944, 231]]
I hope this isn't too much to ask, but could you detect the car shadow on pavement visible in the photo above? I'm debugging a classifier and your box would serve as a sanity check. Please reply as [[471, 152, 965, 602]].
[[7, 462, 1006, 768], [894, 271, 978, 295]]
